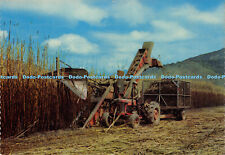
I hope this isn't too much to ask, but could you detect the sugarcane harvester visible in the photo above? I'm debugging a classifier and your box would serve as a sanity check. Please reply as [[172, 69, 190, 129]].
[[82, 42, 163, 128], [54, 41, 190, 129]]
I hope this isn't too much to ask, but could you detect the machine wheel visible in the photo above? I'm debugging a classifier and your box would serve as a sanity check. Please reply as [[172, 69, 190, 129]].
[[101, 112, 112, 127], [176, 110, 186, 121], [129, 113, 140, 128], [144, 101, 160, 125]]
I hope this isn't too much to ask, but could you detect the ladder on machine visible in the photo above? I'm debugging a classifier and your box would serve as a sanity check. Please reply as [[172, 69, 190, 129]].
[[126, 49, 148, 76]]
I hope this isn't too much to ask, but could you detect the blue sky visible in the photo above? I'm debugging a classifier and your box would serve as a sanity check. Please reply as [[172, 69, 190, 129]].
[[0, 0, 224, 73]]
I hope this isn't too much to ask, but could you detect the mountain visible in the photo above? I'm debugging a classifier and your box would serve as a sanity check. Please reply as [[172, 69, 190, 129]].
[[144, 48, 224, 86]]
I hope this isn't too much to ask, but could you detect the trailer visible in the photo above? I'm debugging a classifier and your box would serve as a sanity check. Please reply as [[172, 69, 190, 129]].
[[142, 80, 191, 120]]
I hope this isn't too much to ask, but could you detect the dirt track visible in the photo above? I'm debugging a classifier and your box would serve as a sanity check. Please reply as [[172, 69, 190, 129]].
[[2, 106, 225, 155]]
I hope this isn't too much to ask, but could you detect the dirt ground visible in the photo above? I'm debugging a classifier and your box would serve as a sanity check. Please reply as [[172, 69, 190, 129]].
[[2, 106, 225, 155]]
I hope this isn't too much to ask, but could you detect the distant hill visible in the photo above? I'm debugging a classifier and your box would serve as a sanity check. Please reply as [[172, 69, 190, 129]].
[[144, 48, 224, 86]]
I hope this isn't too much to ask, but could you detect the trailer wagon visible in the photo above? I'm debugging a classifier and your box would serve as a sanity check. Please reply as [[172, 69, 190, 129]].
[[142, 80, 191, 120]]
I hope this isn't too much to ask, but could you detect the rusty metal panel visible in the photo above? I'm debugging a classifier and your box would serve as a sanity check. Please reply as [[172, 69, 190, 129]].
[[61, 79, 88, 100]]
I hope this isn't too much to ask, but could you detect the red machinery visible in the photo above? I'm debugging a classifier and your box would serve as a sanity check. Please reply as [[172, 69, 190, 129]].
[[55, 41, 189, 129], [82, 42, 162, 128]]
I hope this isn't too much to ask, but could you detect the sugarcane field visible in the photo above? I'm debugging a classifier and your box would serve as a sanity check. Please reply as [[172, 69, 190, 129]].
[[1, 106, 225, 154], [0, 1, 225, 155]]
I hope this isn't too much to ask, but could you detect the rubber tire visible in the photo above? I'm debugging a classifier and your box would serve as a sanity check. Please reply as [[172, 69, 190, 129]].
[[101, 112, 112, 127], [144, 101, 160, 125], [129, 113, 140, 128], [176, 110, 186, 121]]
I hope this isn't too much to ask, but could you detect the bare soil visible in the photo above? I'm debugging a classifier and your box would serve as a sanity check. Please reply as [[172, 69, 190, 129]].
[[2, 106, 225, 155]]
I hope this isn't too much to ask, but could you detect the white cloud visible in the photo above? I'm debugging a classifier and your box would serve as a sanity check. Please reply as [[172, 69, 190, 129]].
[[93, 20, 194, 70], [43, 34, 98, 54], [0, 30, 8, 39], [94, 31, 140, 53], [171, 4, 224, 24], [111, 0, 153, 25], [150, 20, 195, 42], [94, 20, 194, 51], [0, 0, 108, 25]]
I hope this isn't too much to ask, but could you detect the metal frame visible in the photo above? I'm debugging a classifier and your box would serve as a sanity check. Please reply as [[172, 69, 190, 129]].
[[142, 80, 191, 110]]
